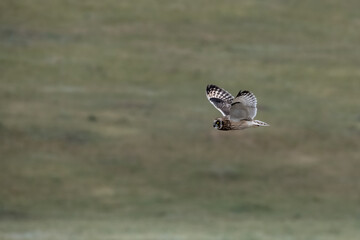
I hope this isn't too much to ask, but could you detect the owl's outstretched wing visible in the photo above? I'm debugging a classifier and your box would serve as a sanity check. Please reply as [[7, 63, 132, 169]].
[[206, 84, 234, 116], [229, 90, 257, 121]]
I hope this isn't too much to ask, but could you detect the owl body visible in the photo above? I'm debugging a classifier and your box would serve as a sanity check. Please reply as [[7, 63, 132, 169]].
[[206, 85, 269, 131], [213, 118, 268, 131]]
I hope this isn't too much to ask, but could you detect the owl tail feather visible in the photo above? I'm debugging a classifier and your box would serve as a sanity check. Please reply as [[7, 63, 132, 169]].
[[253, 120, 270, 127]]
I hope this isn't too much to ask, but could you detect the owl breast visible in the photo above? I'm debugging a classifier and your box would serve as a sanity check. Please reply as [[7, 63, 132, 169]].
[[230, 120, 252, 130]]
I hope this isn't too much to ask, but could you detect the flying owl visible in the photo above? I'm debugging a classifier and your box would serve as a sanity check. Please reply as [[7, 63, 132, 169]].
[[206, 84, 269, 131]]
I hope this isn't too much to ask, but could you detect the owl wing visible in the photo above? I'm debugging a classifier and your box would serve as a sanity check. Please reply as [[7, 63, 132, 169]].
[[229, 90, 257, 121], [206, 84, 234, 116]]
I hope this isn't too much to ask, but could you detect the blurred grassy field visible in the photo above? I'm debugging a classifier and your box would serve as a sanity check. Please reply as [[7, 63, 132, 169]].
[[1, 0, 360, 239]]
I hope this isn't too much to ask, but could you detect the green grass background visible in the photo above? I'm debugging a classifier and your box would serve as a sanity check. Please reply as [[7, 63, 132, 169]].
[[1, 0, 360, 239]]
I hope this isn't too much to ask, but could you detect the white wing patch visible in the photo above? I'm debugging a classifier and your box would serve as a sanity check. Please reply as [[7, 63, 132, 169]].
[[229, 90, 258, 121]]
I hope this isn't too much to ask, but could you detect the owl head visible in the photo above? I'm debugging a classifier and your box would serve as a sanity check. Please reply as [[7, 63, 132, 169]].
[[213, 118, 224, 130]]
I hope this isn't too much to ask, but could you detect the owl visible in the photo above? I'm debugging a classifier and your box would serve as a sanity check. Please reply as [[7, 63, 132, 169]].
[[206, 84, 269, 131]]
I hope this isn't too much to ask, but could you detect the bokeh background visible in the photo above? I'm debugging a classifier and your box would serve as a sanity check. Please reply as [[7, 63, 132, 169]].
[[1, 1, 360, 239]]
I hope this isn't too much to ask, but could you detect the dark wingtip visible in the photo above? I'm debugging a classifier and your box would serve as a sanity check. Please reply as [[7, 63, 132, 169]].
[[236, 90, 250, 98], [206, 84, 219, 93]]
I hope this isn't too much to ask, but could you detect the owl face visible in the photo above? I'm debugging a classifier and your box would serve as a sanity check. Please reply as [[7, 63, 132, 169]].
[[213, 118, 223, 130]]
